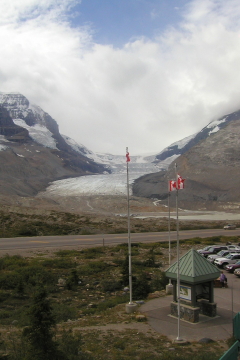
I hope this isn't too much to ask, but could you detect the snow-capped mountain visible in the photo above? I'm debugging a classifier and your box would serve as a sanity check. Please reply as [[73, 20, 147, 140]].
[[0, 91, 240, 203], [0, 92, 107, 196], [133, 109, 240, 210], [154, 111, 238, 163], [41, 111, 240, 198], [0, 92, 167, 198]]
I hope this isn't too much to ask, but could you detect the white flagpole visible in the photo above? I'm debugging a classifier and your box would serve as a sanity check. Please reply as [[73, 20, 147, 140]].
[[175, 163, 181, 341], [126, 147, 133, 305], [166, 182, 173, 295], [168, 189, 171, 271]]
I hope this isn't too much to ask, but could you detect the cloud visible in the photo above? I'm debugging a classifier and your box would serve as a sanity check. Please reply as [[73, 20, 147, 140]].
[[1, 0, 240, 155], [150, 9, 159, 20]]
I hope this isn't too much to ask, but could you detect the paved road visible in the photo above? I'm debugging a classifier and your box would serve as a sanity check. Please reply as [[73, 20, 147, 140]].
[[0, 228, 240, 252]]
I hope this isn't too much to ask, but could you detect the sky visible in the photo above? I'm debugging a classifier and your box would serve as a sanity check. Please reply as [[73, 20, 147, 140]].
[[1, 0, 240, 155]]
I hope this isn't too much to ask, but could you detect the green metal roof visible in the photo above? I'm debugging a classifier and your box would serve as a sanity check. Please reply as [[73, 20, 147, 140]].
[[165, 249, 221, 284]]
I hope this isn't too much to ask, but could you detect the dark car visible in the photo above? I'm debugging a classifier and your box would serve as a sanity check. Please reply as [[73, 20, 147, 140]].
[[198, 245, 228, 258], [225, 261, 240, 273]]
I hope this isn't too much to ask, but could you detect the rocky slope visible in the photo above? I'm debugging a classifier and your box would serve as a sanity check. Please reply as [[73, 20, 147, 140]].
[[1, 91, 240, 213], [0, 93, 107, 197], [133, 114, 240, 211]]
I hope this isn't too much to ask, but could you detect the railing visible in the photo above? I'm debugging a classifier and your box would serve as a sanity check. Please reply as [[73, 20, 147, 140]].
[[219, 312, 240, 360], [219, 341, 240, 360]]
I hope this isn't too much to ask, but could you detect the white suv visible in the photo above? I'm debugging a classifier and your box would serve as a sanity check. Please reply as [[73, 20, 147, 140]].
[[207, 250, 237, 263], [214, 253, 240, 268]]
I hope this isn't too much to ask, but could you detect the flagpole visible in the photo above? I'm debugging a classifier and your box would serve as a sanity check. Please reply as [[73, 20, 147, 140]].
[[126, 147, 133, 305], [168, 190, 171, 271], [175, 163, 181, 341]]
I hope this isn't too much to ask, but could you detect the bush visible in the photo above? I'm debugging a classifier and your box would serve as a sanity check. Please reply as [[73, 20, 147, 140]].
[[52, 303, 78, 323], [142, 249, 156, 267], [150, 271, 168, 292], [0, 291, 10, 302], [101, 278, 122, 292], [0, 273, 21, 290], [41, 258, 75, 269], [66, 269, 79, 290], [132, 273, 151, 300], [18, 266, 56, 288], [81, 247, 104, 259], [82, 295, 129, 315], [79, 261, 109, 275], [0, 255, 28, 270], [55, 250, 81, 257]]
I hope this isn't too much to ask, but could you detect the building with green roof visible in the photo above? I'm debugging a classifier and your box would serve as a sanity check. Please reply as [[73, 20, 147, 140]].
[[165, 249, 221, 322]]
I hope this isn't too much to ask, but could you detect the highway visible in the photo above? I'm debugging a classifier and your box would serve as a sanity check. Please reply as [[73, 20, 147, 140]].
[[0, 228, 240, 252]]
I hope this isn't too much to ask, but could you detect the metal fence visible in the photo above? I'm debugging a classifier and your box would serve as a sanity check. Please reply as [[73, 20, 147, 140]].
[[219, 312, 240, 360], [219, 341, 240, 360]]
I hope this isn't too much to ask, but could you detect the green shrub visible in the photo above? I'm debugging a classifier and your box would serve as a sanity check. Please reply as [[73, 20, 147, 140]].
[[53, 303, 78, 323], [0, 291, 10, 302], [18, 266, 56, 288], [55, 250, 81, 257], [79, 261, 109, 275], [82, 295, 129, 315], [150, 271, 168, 292], [0, 273, 20, 290], [41, 258, 75, 269], [101, 278, 122, 292], [66, 269, 79, 290], [81, 247, 104, 259], [0, 255, 28, 270], [182, 237, 202, 245], [132, 272, 151, 300], [0, 310, 12, 319], [204, 236, 221, 244]]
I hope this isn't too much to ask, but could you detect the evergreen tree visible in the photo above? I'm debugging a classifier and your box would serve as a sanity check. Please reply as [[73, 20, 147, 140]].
[[66, 269, 79, 290], [22, 286, 60, 360], [121, 254, 129, 286]]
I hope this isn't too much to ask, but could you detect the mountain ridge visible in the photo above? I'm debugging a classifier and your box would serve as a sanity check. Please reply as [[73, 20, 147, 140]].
[[0, 92, 107, 197], [133, 114, 240, 211], [1, 91, 240, 213]]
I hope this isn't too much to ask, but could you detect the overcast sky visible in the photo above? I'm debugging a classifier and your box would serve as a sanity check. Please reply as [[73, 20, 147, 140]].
[[1, 0, 240, 155]]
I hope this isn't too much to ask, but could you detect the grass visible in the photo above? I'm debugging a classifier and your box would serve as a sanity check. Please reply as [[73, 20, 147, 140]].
[[0, 208, 237, 237], [0, 237, 237, 359], [78, 329, 224, 360]]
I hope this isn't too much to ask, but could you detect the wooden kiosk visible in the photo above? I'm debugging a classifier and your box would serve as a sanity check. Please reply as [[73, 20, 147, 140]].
[[165, 249, 220, 323]]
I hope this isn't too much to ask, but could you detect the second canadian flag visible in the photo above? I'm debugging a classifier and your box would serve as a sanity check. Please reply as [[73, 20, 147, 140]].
[[169, 174, 185, 191]]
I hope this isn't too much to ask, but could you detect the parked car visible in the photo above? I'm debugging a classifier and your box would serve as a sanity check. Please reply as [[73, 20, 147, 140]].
[[214, 253, 240, 268], [225, 261, 240, 273], [234, 268, 240, 277], [227, 245, 240, 250], [224, 224, 237, 230], [207, 250, 239, 263], [198, 245, 228, 258], [197, 245, 213, 253]]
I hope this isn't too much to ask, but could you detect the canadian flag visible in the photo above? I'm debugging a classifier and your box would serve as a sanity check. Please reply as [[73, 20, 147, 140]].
[[177, 174, 185, 189], [169, 180, 177, 191], [126, 152, 130, 162]]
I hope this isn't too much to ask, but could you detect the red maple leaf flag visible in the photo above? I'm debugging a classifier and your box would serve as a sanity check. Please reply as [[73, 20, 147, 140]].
[[177, 174, 185, 189], [126, 152, 130, 162], [169, 180, 177, 191]]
